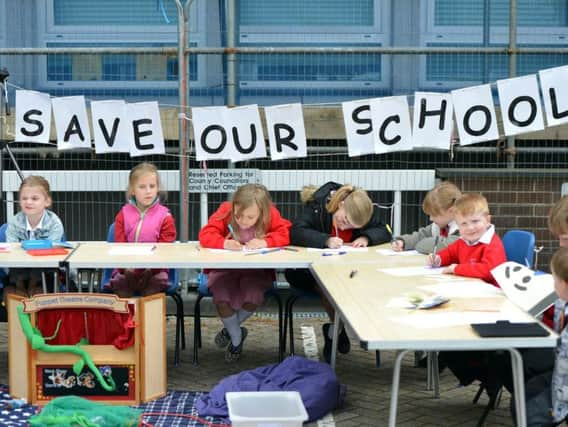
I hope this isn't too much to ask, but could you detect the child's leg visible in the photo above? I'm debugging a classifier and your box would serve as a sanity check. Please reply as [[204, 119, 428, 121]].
[[140, 270, 168, 296], [109, 272, 134, 298], [208, 270, 244, 346], [520, 371, 554, 426], [27, 270, 44, 296], [237, 269, 273, 324], [218, 302, 242, 346]]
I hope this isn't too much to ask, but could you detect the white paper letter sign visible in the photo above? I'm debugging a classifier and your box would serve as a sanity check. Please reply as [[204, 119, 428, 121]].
[[451, 84, 499, 146], [497, 75, 544, 136], [127, 101, 165, 157], [370, 96, 413, 154], [193, 106, 229, 161], [91, 100, 132, 154], [412, 92, 454, 150], [225, 105, 266, 162], [52, 96, 92, 151], [15, 90, 52, 145], [539, 65, 568, 128], [342, 99, 377, 157], [265, 103, 307, 161]]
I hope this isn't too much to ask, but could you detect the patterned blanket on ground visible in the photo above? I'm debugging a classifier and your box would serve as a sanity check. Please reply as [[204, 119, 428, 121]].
[[0, 385, 228, 427]]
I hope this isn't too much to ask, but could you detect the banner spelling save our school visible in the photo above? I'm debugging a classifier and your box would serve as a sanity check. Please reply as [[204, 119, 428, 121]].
[[13, 65, 568, 160]]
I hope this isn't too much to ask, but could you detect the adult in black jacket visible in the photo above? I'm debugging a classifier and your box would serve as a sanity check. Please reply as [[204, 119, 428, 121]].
[[285, 181, 391, 363]]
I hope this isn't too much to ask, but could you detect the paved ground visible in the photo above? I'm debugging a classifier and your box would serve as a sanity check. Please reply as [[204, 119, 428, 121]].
[[0, 295, 515, 426]]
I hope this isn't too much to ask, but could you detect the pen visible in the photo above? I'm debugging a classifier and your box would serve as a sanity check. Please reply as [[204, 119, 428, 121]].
[[430, 236, 440, 268], [150, 245, 157, 252], [227, 224, 239, 241], [386, 224, 393, 235], [282, 247, 299, 252], [322, 251, 347, 256], [244, 248, 281, 256], [432, 236, 440, 255], [349, 269, 358, 278]]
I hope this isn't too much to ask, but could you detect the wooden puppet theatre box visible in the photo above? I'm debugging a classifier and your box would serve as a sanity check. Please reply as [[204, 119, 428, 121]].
[[7, 292, 167, 405]]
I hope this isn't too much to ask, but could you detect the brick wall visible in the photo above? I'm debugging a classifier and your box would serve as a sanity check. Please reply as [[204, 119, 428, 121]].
[[439, 171, 566, 272]]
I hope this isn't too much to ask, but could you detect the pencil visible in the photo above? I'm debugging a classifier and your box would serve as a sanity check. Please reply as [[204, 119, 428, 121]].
[[227, 224, 239, 241], [244, 248, 281, 256]]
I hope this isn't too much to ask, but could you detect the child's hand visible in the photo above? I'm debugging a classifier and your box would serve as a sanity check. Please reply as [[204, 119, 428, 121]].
[[245, 238, 267, 250], [351, 236, 369, 248], [326, 237, 343, 249], [391, 239, 404, 251], [426, 254, 441, 268], [224, 239, 243, 251], [442, 264, 457, 274]]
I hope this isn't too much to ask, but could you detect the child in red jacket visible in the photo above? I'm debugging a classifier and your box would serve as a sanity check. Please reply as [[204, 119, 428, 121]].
[[427, 192, 506, 286], [199, 183, 291, 362], [429, 193, 507, 397]]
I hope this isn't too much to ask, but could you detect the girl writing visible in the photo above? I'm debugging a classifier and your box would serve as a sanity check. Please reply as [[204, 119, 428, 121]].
[[198, 183, 291, 362], [285, 181, 391, 363]]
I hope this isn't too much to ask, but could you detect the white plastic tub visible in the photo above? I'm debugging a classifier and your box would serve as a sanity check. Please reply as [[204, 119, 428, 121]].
[[226, 391, 309, 427]]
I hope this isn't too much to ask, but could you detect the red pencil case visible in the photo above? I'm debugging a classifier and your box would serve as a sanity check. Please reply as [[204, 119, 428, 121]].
[[26, 247, 69, 256]]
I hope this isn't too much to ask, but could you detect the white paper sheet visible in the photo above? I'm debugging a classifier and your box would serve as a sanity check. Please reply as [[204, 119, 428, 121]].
[[418, 281, 503, 298], [491, 261, 556, 315], [108, 246, 156, 256], [376, 248, 420, 256], [379, 266, 444, 276]]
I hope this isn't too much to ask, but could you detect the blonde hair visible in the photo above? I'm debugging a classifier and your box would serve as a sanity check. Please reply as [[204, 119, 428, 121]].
[[20, 175, 52, 205], [230, 183, 272, 239], [422, 181, 462, 216], [126, 162, 163, 201], [453, 193, 490, 217], [548, 196, 568, 237], [551, 247, 568, 282], [300, 184, 372, 228]]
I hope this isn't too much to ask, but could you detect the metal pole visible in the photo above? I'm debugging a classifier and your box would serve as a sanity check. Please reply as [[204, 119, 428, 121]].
[[482, 0, 490, 83], [225, 0, 237, 196], [174, 0, 194, 242], [226, 0, 237, 107], [507, 0, 518, 168]]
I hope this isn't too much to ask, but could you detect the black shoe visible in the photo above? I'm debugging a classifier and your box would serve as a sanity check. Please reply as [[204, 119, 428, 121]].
[[322, 323, 351, 363], [338, 327, 350, 354], [225, 327, 248, 363]]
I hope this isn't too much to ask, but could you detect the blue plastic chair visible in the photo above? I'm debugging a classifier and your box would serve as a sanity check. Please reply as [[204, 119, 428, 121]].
[[101, 223, 185, 366], [502, 229, 536, 268], [192, 272, 283, 365]]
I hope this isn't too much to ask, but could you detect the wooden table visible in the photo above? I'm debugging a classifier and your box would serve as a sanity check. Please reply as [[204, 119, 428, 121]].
[[64, 242, 402, 270], [0, 243, 71, 292], [309, 261, 558, 427]]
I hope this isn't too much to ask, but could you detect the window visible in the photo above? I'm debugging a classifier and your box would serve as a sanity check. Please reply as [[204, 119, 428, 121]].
[[37, 1, 207, 90], [239, 0, 390, 90], [46, 0, 198, 34], [41, 42, 200, 89], [420, 0, 568, 89]]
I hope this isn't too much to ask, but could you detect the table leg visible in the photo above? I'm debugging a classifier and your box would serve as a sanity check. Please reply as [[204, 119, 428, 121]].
[[509, 348, 527, 427], [431, 352, 440, 398], [53, 271, 58, 293], [389, 349, 409, 427], [330, 312, 340, 369], [41, 272, 47, 293]]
